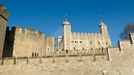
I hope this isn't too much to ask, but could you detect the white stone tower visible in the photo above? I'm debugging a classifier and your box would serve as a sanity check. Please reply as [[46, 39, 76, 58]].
[[99, 18, 112, 47], [63, 15, 71, 51], [99, 21, 108, 35]]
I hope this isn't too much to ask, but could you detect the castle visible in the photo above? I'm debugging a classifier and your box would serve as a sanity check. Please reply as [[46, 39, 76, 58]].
[[1, 4, 134, 75], [58, 17, 111, 51], [0, 4, 55, 58], [0, 4, 111, 58]]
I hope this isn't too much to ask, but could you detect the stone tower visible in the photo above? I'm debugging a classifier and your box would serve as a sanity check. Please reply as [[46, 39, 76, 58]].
[[99, 21, 112, 47], [99, 21, 108, 35], [0, 4, 9, 58], [63, 17, 71, 51], [58, 34, 63, 50]]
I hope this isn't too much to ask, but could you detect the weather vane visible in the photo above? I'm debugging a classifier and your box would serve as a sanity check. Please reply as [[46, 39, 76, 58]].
[[100, 15, 103, 22], [65, 13, 68, 22]]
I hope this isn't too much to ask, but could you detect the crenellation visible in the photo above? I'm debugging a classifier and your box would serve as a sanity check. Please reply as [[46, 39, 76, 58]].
[[42, 34, 45, 37], [76, 32, 80, 35], [15, 26, 23, 33], [80, 33, 83, 35], [38, 31, 44, 36], [72, 32, 76, 35], [94, 33, 98, 36], [72, 32, 98, 36], [25, 28, 37, 34], [84, 33, 87, 35]]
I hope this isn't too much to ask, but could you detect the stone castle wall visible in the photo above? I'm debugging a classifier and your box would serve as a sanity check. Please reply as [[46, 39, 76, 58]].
[[0, 33, 134, 75], [13, 26, 46, 57], [0, 47, 132, 75], [0, 4, 9, 58], [3, 26, 55, 57]]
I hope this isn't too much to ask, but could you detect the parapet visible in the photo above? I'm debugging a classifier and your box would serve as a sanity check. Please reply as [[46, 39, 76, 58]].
[[11, 26, 22, 33], [0, 4, 9, 20], [25, 28, 45, 37], [72, 32, 98, 36], [8, 26, 45, 37]]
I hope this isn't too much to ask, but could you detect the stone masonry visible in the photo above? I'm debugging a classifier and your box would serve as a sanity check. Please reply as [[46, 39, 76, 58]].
[[1, 4, 134, 75], [0, 4, 9, 58], [58, 19, 111, 51], [3, 26, 55, 57]]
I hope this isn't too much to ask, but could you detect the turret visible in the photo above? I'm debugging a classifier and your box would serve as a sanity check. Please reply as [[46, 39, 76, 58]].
[[63, 15, 71, 51], [99, 21, 108, 35], [0, 4, 9, 58], [58, 33, 63, 50], [98, 17, 112, 47]]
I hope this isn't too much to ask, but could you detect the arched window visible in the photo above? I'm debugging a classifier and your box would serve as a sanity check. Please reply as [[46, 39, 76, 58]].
[[106, 42, 108, 45], [32, 52, 34, 57], [98, 42, 100, 44], [47, 48, 50, 51], [90, 41, 92, 44], [66, 50, 68, 53], [35, 52, 37, 57], [74, 47, 75, 50], [82, 47, 84, 50]]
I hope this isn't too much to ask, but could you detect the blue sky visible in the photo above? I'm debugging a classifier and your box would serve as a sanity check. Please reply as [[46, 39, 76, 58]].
[[1, 0, 134, 46]]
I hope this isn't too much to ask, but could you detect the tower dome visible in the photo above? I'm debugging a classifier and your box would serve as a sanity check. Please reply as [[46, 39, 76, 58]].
[[99, 16, 106, 26], [100, 21, 106, 26], [62, 13, 70, 25], [63, 20, 70, 25]]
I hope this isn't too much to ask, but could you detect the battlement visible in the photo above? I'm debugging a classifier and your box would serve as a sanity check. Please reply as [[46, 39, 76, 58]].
[[0, 4, 9, 20], [0, 50, 108, 65], [10, 26, 46, 37], [72, 32, 98, 36]]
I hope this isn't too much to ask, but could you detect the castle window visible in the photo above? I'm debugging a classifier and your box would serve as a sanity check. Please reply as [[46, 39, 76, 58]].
[[90, 41, 92, 44], [74, 47, 75, 50], [82, 47, 84, 50], [35, 52, 37, 57], [66, 50, 68, 53], [80, 41, 82, 43], [106, 42, 108, 45], [71, 41, 74, 43], [75, 41, 78, 43], [32, 52, 34, 57], [47, 48, 50, 51]]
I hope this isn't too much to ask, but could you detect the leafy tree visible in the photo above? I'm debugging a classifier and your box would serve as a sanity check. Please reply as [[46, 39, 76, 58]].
[[120, 24, 134, 39]]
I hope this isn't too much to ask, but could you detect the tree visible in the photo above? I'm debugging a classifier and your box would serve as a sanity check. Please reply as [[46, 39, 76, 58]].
[[120, 24, 134, 40]]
